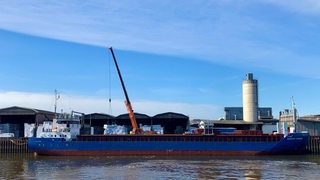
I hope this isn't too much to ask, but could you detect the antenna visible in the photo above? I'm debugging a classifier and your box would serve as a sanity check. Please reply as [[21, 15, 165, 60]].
[[54, 89, 60, 118], [291, 96, 297, 133], [291, 96, 295, 109]]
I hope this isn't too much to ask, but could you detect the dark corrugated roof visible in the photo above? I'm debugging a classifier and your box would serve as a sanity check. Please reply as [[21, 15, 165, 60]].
[[0, 106, 54, 115], [153, 112, 188, 119], [116, 113, 150, 119], [84, 113, 115, 120]]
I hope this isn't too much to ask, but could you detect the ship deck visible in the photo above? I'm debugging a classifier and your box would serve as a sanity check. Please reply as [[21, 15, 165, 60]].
[[76, 133, 284, 143]]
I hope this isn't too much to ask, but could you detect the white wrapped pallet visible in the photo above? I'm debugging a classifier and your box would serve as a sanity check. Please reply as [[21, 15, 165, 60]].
[[140, 124, 164, 134], [103, 124, 127, 135], [24, 123, 35, 137], [0, 133, 14, 137]]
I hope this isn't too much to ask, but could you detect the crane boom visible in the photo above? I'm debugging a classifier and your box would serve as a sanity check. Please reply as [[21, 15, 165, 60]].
[[109, 47, 143, 134]]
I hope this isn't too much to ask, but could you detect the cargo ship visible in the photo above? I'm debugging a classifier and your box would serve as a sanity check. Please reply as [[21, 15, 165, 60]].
[[28, 130, 309, 156], [27, 47, 310, 156]]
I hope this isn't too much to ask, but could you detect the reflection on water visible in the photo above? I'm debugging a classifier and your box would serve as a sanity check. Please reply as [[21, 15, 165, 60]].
[[1, 154, 320, 180], [0, 153, 30, 179]]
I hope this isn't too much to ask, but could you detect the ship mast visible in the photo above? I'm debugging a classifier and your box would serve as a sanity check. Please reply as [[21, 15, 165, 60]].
[[291, 96, 297, 133], [54, 89, 60, 118]]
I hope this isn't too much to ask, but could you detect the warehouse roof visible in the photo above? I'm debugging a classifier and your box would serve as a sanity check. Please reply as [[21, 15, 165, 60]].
[[153, 112, 188, 119], [0, 106, 54, 115]]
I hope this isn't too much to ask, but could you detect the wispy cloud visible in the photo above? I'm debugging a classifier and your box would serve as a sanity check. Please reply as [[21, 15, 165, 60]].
[[0, 0, 319, 78], [264, 0, 320, 15], [0, 91, 221, 119]]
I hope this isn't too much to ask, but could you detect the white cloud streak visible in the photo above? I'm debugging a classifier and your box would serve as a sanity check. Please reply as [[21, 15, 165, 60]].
[[264, 0, 320, 15], [0, 91, 221, 120], [0, 0, 320, 77]]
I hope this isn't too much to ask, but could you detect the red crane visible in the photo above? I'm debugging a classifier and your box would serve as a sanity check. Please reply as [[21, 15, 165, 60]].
[[109, 47, 143, 134]]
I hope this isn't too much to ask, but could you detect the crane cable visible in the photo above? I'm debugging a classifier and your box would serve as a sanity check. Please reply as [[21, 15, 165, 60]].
[[108, 51, 113, 115]]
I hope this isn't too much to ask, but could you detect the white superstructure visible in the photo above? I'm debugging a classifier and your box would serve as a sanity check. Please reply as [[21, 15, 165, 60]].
[[25, 114, 81, 140]]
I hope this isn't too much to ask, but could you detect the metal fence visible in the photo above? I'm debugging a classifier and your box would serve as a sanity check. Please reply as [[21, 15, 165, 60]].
[[0, 138, 30, 153]]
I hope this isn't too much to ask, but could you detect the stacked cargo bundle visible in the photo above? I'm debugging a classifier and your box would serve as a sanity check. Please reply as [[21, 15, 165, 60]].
[[234, 130, 263, 136], [24, 123, 36, 137], [140, 124, 164, 134], [103, 124, 127, 135], [0, 123, 22, 137]]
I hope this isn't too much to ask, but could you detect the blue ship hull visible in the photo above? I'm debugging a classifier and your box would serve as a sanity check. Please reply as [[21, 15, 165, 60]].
[[28, 133, 309, 156]]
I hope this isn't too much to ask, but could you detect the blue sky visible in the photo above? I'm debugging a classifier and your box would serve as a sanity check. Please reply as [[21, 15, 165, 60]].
[[0, 0, 320, 119]]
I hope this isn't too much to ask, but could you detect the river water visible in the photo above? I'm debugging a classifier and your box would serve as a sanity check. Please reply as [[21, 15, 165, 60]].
[[0, 154, 319, 180]]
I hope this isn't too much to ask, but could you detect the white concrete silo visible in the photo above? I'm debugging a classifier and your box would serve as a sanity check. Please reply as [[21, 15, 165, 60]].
[[242, 73, 258, 123]]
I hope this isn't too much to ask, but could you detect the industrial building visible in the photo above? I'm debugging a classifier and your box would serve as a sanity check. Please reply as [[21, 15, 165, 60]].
[[204, 71, 320, 135], [279, 110, 320, 136], [83, 112, 189, 134], [224, 107, 273, 121], [298, 117, 320, 136], [216, 73, 277, 133], [0, 106, 189, 137], [0, 106, 55, 137], [279, 109, 296, 128]]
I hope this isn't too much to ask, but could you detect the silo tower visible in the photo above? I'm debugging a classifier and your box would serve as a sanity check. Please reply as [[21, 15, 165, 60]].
[[242, 73, 258, 123]]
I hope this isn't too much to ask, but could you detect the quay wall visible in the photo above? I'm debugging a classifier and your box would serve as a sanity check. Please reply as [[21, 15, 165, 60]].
[[0, 138, 30, 153], [307, 136, 320, 154]]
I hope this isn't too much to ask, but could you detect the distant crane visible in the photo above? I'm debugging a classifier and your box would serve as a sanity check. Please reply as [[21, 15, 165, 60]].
[[109, 47, 143, 134]]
